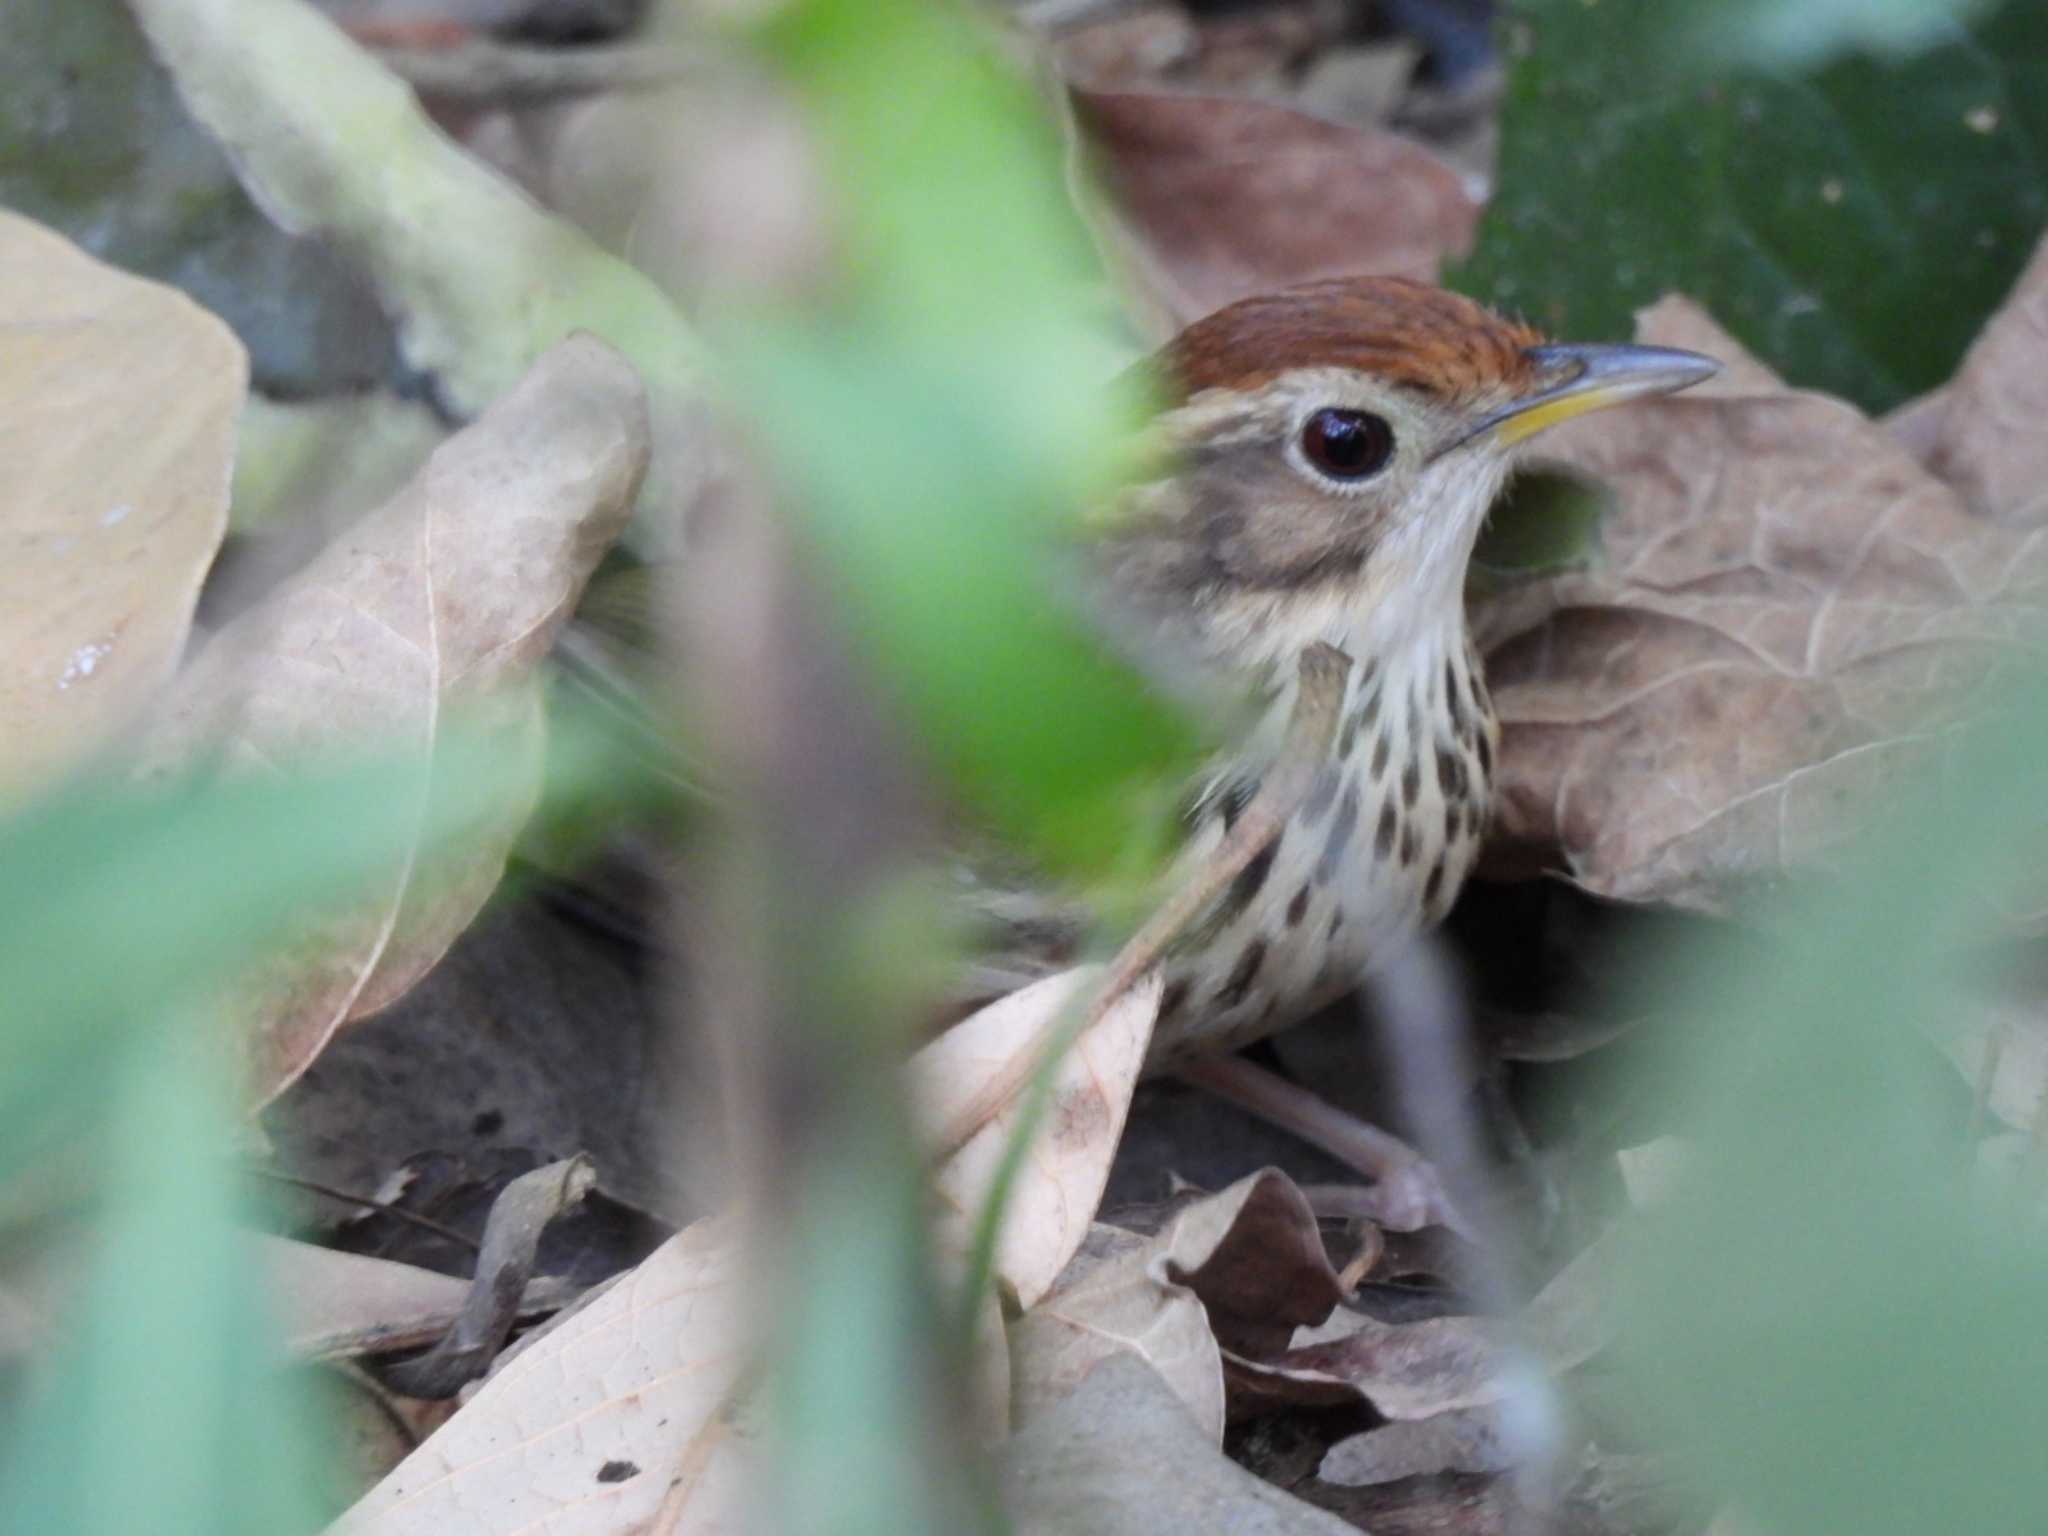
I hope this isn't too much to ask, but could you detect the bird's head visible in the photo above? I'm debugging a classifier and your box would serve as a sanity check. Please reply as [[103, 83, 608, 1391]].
[[1089, 277, 1717, 682]]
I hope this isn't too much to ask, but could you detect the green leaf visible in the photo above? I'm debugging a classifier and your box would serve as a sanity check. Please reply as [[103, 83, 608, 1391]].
[[1453, 0, 2048, 410], [0, 724, 613, 1174], [0, 1024, 329, 1535], [743, 329, 1196, 877], [1611, 675, 2048, 1534], [740, 0, 1205, 879]]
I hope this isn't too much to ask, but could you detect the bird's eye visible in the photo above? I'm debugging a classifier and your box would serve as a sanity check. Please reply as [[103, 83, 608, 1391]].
[[1299, 409, 1395, 481]]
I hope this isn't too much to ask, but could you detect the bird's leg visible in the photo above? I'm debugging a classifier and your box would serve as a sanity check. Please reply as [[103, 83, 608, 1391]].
[[1174, 1052, 1474, 1239], [931, 643, 1353, 1162]]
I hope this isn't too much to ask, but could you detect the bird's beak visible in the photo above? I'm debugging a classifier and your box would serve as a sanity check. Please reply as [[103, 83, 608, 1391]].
[[1461, 343, 1720, 451]]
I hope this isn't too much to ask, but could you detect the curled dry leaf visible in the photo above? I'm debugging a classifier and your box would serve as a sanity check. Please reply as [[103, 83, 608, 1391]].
[[382, 1155, 597, 1400], [1228, 1224, 1617, 1426], [335, 1214, 751, 1536], [1473, 296, 2048, 910], [1001, 1354, 1357, 1536], [142, 337, 649, 1101], [0, 209, 243, 801], [1152, 1167, 1347, 1359], [1007, 1164, 1354, 1445], [1067, 87, 1479, 340], [922, 965, 1160, 1310]]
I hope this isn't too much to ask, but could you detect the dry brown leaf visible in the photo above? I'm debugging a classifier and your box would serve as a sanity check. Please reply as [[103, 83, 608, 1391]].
[[142, 336, 648, 1099], [1227, 1225, 1616, 1423], [1007, 1221, 1225, 1442], [0, 208, 244, 802], [335, 1213, 750, 1536], [1913, 232, 2048, 529], [1006, 1165, 1356, 1444], [1000, 1354, 1357, 1536], [922, 965, 1159, 1310], [1474, 296, 2048, 909], [1067, 87, 1479, 340], [1155, 1167, 1348, 1359]]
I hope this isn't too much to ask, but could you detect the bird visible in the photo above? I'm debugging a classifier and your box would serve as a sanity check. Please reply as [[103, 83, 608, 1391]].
[[568, 274, 1717, 1221], [966, 276, 1716, 1110]]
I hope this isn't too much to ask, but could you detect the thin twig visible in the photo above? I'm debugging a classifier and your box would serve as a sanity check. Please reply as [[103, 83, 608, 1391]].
[[249, 1168, 482, 1253]]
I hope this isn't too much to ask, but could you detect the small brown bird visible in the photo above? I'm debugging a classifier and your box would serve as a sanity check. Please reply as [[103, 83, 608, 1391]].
[[978, 277, 1717, 1086]]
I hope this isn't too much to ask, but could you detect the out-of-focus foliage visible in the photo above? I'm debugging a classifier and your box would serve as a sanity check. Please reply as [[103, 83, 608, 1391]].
[[1455, 0, 2048, 409], [0, 728, 607, 1170], [0, 1026, 330, 1535], [744, 0, 1204, 881], [1613, 678, 2048, 1534], [0, 729, 594, 1535]]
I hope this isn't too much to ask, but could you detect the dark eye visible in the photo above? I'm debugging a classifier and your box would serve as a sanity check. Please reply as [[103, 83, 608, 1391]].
[[1300, 409, 1395, 480]]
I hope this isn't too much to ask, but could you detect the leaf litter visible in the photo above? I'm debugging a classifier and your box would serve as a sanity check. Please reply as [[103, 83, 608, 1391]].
[[18, 2, 2048, 1533]]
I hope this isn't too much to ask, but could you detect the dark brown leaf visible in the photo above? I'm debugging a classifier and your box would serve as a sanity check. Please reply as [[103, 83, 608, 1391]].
[[1068, 87, 1479, 339]]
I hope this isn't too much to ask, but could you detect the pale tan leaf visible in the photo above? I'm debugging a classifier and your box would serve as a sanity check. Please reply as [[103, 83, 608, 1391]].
[[143, 337, 648, 1099], [1000, 1354, 1356, 1536], [1008, 1167, 1348, 1445], [1008, 1222, 1224, 1443], [260, 1236, 472, 1359], [1917, 231, 2048, 528], [335, 1214, 751, 1536], [0, 209, 243, 801], [1067, 87, 1479, 340], [923, 966, 1159, 1311], [1473, 297, 2048, 909]]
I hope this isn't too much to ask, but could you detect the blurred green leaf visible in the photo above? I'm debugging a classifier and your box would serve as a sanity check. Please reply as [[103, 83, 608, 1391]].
[[1613, 674, 2048, 1534], [0, 1023, 328, 1535], [773, 1106, 998, 1536], [742, 0, 1203, 880], [0, 719, 624, 1175], [1454, 0, 2048, 410], [744, 329, 1195, 875]]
